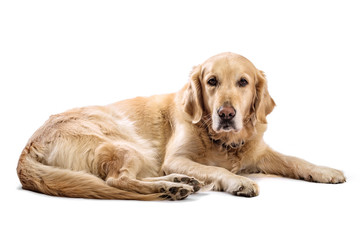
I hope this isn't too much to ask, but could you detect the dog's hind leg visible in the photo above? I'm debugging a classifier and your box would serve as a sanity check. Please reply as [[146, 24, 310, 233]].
[[95, 142, 194, 200]]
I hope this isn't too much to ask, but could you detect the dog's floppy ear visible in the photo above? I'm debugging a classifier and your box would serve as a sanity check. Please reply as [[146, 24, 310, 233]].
[[182, 65, 203, 124], [252, 70, 276, 124]]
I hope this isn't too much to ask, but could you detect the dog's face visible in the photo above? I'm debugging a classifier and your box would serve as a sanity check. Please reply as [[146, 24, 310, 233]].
[[201, 54, 257, 133], [183, 52, 275, 136]]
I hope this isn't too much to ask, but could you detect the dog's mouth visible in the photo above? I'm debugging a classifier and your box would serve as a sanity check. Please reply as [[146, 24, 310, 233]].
[[215, 120, 239, 133]]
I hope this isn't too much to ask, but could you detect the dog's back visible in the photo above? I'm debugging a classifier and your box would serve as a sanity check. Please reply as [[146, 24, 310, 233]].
[[16, 94, 188, 200]]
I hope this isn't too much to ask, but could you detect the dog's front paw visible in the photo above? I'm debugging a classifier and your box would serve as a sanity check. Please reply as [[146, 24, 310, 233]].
[[306, 166, 346, 184], [222, 176, 259, 197]]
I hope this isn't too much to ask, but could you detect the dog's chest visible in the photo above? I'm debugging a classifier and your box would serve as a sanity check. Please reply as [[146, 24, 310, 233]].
[[201, 146, 243, 173]]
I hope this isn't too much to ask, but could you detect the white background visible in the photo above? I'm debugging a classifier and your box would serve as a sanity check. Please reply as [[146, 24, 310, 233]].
[[1, 0, 359, 239]]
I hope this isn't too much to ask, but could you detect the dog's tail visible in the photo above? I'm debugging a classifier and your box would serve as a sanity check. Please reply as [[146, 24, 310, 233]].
[[16, 146, 162, 200]]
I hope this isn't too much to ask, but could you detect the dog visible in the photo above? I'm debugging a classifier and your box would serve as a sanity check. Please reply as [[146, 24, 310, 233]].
[[17, 52, 346, 200]]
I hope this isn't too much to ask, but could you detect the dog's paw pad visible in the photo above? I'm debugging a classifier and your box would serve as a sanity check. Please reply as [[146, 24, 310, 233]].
[[159, 185, 193, 200], [173, 176, 203, 192], [180, 188, 189, 197], [160, 194, 172, 199], [169, 187, 179, 195]]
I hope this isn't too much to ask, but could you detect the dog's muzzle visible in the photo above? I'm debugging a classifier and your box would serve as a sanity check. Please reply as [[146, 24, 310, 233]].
[[216, 105, 237, 132]]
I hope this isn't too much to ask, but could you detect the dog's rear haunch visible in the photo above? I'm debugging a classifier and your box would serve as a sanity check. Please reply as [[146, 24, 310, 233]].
[[17, 53, 345, 200]]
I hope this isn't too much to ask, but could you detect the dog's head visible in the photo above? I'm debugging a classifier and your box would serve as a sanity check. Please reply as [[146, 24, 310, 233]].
[[183, 52, 275, 137]]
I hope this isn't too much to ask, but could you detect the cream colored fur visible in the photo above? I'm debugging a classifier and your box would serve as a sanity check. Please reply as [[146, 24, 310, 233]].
[[17, 52, 345, 200]]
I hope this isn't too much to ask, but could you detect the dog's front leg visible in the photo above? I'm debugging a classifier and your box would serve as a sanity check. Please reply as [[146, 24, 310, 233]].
[[162, 156, 259, 197], [253, 147, 346, 183]]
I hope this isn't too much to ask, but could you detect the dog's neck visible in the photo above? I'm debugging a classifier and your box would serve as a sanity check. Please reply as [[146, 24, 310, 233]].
[[196, 116, 253, 151], [208, 136, 245, 150]]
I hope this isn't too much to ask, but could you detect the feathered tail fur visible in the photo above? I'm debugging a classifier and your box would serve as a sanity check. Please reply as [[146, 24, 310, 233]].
[[16, 146, 162, 200]]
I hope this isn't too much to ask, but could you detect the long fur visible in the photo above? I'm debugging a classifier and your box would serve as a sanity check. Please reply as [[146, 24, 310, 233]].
[[17, 52, 345, 200]]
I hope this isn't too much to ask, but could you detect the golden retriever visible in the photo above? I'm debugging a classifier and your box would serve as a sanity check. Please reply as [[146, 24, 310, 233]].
[[17, 52, 346, 200]]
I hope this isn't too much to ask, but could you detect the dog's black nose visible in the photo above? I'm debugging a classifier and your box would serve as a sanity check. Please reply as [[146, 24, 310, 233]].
[[218, 105, 236, 120]]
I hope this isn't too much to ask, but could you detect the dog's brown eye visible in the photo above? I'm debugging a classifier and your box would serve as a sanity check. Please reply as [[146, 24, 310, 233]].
[[238, 78, 248, 87], [207, 77, 218, 87]]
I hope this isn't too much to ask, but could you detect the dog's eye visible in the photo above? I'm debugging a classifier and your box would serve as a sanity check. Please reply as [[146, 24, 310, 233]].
[[238, 78, 248, 87], [207, 77, 218, 87]]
